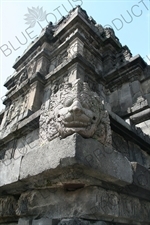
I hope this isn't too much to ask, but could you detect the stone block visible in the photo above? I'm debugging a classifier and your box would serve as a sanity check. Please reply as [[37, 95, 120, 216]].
[[36, 56, 49, 75], [20, 134, 76, 179], [128, 141, 144, 166], [119, 83, 132, 114], [130, 109, 150, 124], [27, 81, 43, 112], [112, 131, 129, 159], [25, 129, 39, 152], [42, 87, 51, 110], [108, 90, 119, 113], [136, 120, 150, 136], [146, 93, 150, 106], [0, 157, 21, 187], [68, 63, 85, 83], [142, 79, 150, 94], [13, 127, 39, 160], [75, 135, 133, 185], [20, 134, 133, 186], [67, 38, 84, 59]]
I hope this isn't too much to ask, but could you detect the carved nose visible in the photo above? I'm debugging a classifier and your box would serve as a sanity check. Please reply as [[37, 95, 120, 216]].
[[69, 101, 83, 114]]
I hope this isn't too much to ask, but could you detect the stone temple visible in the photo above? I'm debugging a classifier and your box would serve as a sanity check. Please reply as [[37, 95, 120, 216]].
[[0, 6, 150, 225]]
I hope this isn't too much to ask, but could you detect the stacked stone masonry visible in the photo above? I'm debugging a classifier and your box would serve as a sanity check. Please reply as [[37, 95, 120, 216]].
[[0, 6, 150, 225]]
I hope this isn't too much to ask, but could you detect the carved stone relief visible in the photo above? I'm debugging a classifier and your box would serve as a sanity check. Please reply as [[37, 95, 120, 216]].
[[112, 131, 150, 168], [27, 60, 36, 78], [1, 93, 29, 130], [17, 69, 28, 88], [49, 51, 68, 73], [40, 79, 112, 146], [49, 38, 84, 73]]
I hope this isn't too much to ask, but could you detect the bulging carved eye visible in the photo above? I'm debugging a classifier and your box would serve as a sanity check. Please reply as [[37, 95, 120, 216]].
[[63, 97, 73, 107]]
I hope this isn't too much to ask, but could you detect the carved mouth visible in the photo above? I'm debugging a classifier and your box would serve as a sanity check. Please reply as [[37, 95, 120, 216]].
[[63, 121, 90, 128]]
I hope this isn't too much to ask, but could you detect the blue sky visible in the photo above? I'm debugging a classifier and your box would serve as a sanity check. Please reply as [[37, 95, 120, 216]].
[[0, 0, 150, 111]]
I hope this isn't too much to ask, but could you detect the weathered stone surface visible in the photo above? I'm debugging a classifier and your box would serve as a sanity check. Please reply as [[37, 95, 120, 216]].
[[0, 157, 22, 187], [109, 90, 119, 113], [141, 78, 150, 94], [0, 196, 17, 218], [110, 110, 150, 152], [130, 80, 143, 104], [36, 56, 49, 76], [112, 131, 150, 168], [14, 129, 39, 159], [20, 134, 132, 186], [20, 134, 76, 179], [16, 187, 150, 224], [75, 135, 133, 185], [119, 83, 132, 114], [131, 162, 150, 191], [146, 93, 150, 106]]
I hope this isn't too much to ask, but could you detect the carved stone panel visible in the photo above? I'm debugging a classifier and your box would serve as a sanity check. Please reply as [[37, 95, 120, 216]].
[[0, 93, 29, 132]]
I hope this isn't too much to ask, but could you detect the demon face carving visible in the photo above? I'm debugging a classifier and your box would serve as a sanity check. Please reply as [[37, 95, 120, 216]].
[[40, 79, 111, 146]]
